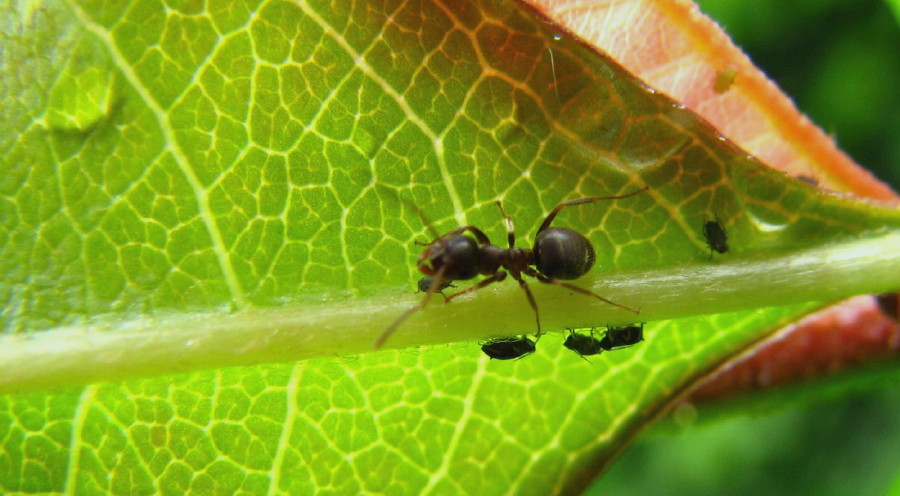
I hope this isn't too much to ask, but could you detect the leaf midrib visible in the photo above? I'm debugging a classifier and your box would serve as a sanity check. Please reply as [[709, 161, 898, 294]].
[[2, 229, 898, 394]]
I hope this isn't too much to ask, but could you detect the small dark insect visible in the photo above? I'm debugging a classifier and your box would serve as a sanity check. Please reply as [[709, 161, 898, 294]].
[[481, 335, 536, 360], [796, 175, 819, 187], [600, 323, 645, 351], [374, 187, 647, 349], [703, 219, 728, 256], [416, 276, 456, 301], [563, 328, 604, 361]]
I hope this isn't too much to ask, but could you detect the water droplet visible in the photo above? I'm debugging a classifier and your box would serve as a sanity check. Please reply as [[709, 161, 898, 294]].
[[46, 66, 116, 132]]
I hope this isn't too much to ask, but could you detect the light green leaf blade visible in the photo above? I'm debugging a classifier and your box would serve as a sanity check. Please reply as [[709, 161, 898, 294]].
[[1, 0, 899, 494], [1, 307, 817, 494], [886, 0, 900, 25]]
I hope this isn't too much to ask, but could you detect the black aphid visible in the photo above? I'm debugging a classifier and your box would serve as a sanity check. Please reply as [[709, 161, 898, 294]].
[[563, 329, 604, 361], [703, 219, 728, 256], [416, 276, 455, 301], [481, 336, 536, 360], [600, 323, 645, 351]]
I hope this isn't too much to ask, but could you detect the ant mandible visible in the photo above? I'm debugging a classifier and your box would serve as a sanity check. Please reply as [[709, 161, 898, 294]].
[[373, 187, 648, 349]]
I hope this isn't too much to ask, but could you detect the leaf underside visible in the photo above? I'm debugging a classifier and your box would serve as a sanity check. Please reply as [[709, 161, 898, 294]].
[[1, 0, 899, 494]]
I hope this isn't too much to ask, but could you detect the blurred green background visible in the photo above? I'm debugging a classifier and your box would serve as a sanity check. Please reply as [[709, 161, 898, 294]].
[[592, 1, 900, 495]]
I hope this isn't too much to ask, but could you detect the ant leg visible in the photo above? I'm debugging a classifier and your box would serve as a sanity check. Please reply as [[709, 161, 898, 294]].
[[445, 271, 508, 303], [537, 187, 648, 233], [512, 273, 542, 338], [495, 201, 516, 249], [397, 195, 490, 245], [531, 271, 641, 315], [399, 195, 443, 240], [417, 225, 489, 246], [457, 269, 543, 338], [443, 271, 543, 338], [430, 280, 457, 303], [375, 266, 449, 350], [436, 225, 492, 246]]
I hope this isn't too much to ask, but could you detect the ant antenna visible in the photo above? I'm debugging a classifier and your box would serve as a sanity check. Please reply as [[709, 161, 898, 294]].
[[400, 195, 442, 241], [547, 45, 561, 106], [538, 187, 648, 233], [375, 264, 449, 350]]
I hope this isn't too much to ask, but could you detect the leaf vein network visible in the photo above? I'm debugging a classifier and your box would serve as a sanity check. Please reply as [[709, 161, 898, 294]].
[[63, 0, 248, 306], [418, 356, 489, 494], [298, 0, 468, 225]]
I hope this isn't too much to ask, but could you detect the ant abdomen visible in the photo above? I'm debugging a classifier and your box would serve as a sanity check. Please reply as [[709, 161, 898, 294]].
[[419, 235, 481, 280], [533, 227, 596, 280]]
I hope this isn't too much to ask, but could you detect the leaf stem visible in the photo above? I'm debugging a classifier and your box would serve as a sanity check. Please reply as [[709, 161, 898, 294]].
[[2, 231, 899, 394]]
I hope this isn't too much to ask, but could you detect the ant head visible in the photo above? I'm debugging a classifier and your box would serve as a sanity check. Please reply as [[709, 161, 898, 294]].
[[417, 234, 481, 280], [533, 227, 596, 280]]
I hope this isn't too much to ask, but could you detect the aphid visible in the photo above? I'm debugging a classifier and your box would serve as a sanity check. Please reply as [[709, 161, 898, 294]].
[[374, 188, 648, 349], [481, 335, 536, 360], [713, 66, 738, 94], [416, 276, 455, 301], [703, 218, 728, 256], [796, 175, 819, 187], [563, 328, 604, 361], [600, 323, 645, 351]]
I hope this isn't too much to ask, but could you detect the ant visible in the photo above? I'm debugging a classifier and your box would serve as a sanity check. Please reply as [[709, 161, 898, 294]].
[[703, 218, 728, 256], [373, 187, 647, 349], [481, 335, 536, 360]]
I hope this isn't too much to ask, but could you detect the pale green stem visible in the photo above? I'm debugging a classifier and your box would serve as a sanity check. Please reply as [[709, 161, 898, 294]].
[[1, 231, 899, 394]]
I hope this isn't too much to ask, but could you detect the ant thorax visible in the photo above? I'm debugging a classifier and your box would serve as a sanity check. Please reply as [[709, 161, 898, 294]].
[[475, 244, 511, 275]]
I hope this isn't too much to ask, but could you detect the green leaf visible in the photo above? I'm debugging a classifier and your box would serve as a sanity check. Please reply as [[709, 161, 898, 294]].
[[1, 0, 899, 494]]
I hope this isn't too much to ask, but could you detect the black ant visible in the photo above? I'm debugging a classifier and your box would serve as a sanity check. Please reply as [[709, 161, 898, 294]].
[[481, 335, 536, 360], [416, 276, 455, 301], [600, 323, 645, 350], [703, 218, 728, 256], [374, 188, 647, 349]]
